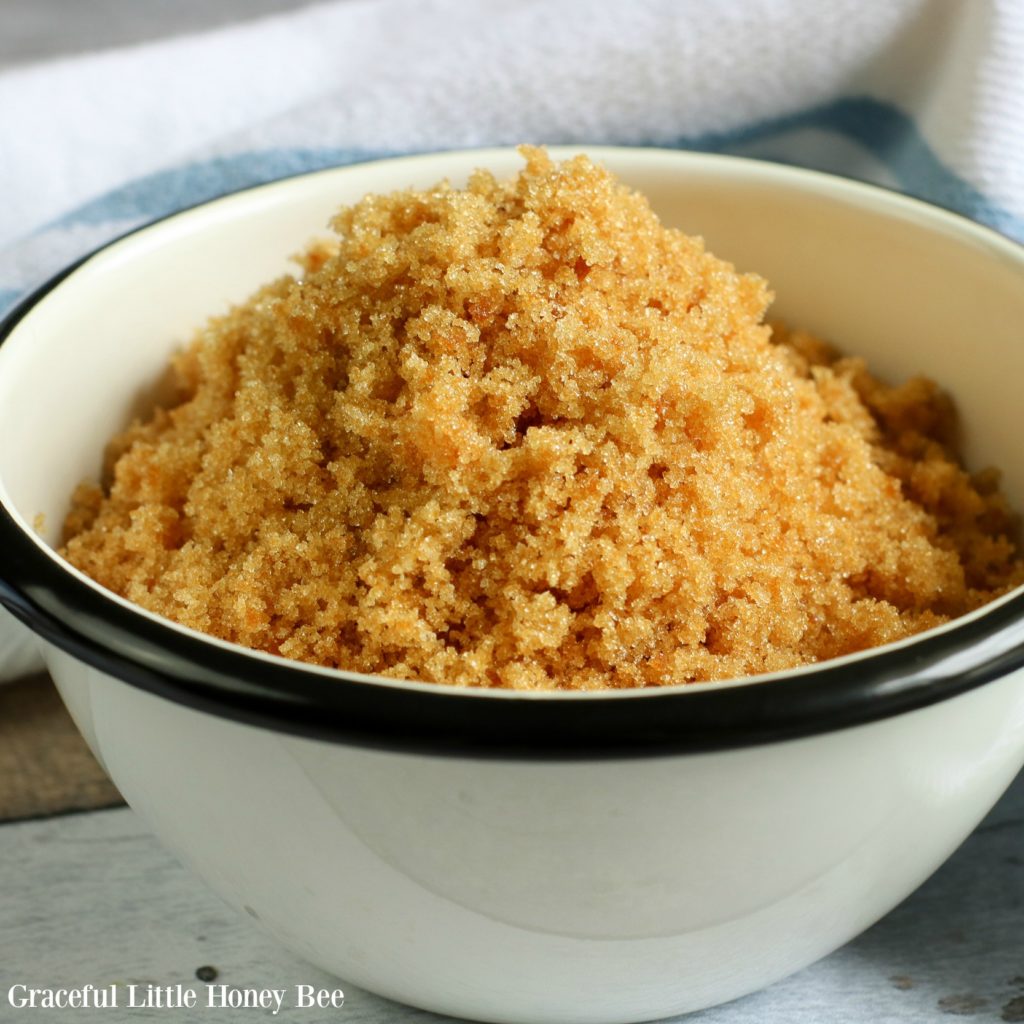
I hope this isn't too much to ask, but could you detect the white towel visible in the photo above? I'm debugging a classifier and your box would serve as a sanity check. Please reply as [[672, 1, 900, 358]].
[[2, 0, 1023, 679]]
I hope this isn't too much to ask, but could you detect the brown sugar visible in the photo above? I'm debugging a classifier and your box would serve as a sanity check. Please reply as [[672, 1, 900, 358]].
[[61, 148, 1024, 690]]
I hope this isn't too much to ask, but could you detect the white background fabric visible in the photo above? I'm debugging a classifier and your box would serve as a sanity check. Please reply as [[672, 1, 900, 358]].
[[2, 0, 1023, 256]]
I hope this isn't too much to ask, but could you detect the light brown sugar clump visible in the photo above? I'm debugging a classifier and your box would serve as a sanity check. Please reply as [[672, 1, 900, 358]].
[[62, 149, 1024, 689]]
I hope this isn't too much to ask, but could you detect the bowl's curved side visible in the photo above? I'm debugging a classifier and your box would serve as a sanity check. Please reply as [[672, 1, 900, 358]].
[[47, 642, 1024, 1024]]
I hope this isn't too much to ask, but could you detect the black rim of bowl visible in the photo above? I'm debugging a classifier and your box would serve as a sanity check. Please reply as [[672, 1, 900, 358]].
[[3, 156, 1024, 760]]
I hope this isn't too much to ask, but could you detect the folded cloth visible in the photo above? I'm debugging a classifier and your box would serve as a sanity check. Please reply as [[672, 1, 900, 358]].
[[1, 0, 1022, 681], [0, 674, 123, 820]]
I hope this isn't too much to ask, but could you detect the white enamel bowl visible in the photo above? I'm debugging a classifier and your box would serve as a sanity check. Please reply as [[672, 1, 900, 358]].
[[3, 148, 1024, 1024]]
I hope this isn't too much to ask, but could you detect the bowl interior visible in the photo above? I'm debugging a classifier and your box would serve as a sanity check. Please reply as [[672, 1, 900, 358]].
[[3, 146, 1024, 606]]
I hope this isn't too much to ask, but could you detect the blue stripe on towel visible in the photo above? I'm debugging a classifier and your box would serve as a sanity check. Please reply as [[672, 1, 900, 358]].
[[42, 96, 1024, 243], [0, 288, 22, 315], [48, 147, 391, 229], [676, 97, 1024, 241]]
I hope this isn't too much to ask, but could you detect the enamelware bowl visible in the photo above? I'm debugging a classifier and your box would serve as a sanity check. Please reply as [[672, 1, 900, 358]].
[[3, 148, 1024, 1024]]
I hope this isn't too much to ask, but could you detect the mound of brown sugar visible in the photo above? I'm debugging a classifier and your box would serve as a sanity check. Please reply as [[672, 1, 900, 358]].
[[62, 148, 1024, 689]]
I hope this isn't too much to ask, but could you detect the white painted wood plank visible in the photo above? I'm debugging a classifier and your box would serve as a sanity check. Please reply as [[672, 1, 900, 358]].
[[2, 776, 1024, 1023]]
